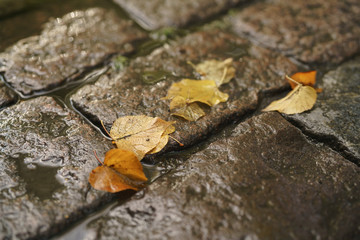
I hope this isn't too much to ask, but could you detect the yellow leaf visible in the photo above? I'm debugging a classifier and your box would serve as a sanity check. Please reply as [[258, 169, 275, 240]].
[[191, 58, 235, 86], [262, 80, 317, 114], [88, 149, 147, 193], [110, 115, 175, 160], [147, 124, 176, 154], [163, 79, 228, 106], [169, 95, 205, 121]]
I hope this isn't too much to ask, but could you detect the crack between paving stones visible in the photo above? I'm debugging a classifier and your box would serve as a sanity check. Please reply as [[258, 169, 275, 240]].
[[284, 117, 360, 168]]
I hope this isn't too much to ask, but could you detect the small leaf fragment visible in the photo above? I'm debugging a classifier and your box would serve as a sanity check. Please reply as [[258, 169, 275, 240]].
[[288, 71, 316, 89], [262, 84, 317, 114], [192, 58, 235, 86], [163, 79, 228, 106], [169, 95, 205, 121]]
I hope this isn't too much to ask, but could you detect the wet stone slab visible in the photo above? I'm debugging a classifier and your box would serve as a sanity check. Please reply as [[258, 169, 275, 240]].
[[0, 8, 147, 97], [78, 112, 360, 240], [0, 96, 113, 240], [230, 0, 360, 65], [0, 81, 17, 109], [112, 0, 247, 30], [286, 57, 360, 165], [70, 28, 298, 153]]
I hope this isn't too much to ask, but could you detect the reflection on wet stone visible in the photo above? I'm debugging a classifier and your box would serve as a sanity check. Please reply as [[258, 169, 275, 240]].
[[80, 113, 360, 239], [0, 8, 147, 96], [0, 96, 113, 239], [230, 0, 360, 65], [112, 0, 247, 30], [71, 29, 298, 153]]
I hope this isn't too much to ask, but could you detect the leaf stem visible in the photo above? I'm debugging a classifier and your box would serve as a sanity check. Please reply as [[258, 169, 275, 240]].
[[101, 120, 113, 140], [285, 75, 301, 85], [169, 135, 184, 146], [93, 150, 103, 165]]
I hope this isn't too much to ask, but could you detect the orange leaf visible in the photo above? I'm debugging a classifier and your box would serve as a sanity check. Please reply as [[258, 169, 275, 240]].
[[89, 166, 139, 193], [88, 149, 147, 193], [288, 71, 316, 89]]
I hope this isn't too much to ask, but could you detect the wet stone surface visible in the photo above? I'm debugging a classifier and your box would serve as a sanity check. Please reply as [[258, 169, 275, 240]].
[[78, 112, 360, 240], [0, 81, 16, 109], [112, 0, 246, 30], [0, 96, 113, 240], [230, 0, 360, 65], [0, 8, 147, 96], [286, 57, 360, 165], [70, 28, 298, 153]]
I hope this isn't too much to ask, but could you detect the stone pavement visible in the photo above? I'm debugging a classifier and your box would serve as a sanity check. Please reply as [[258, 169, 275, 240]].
[[0, 0, 359, 239]]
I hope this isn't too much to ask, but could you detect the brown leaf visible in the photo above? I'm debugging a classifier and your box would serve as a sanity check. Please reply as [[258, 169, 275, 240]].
[[263, 76, 317, 114], [110, 115, 175, 160], [88, 149, 147, 193]]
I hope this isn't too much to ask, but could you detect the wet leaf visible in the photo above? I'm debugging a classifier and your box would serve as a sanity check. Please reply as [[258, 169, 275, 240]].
[[263, 76, 317, 114], [110, 115, 175, 160], [88, 149, 147, 193], [169, 95, 205, 121], [191, 58, 235, 86], [147, 124, 176, 154], [163, 79, 228, 106], [288, 70, 322, 93]]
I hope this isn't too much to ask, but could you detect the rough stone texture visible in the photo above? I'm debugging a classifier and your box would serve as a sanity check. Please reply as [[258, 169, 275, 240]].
[[0, 8, 147, 96], [0, 96, 114, 240], [0, 81, 16, 109], [77, 112, 360, 240], [286, 57, 360, 165], [113, 0, 246, 30], [230, 0, 360, 65], [70, 29, 298, 152]]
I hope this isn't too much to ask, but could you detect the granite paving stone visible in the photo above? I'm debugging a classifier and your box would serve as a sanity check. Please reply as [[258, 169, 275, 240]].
[[112, 0, 247, 30], [0, 8, 147, 97], [285, 57, 360, 165], [70, 28, 298, 153], [230, 0, 360, 65], [78, 112, 360, 240], [0, 96, 113, 240], [0, 81, 16, 109]]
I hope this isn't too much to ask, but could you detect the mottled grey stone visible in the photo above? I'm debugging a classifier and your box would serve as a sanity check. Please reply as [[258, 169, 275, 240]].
[[78, 112, 360, 240], [112, 0, 246, 30], [0, 96, 113, 240], [286, 58, 360, 165], [0, 81, 16, 109], [230, 0, 360, 65], [70, 29, 298, 152], [0, 8, 147, 96]]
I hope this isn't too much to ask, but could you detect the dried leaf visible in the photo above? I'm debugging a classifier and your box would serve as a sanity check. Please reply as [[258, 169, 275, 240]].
[[192, 58, 235, 86], [169, 95, 205, 121], [163, 79, 228, 106], [88, 149, 147, 193], [103, 149, 147, 182], [147, 124, 176, 154], [110, 115, 175, 160], [263, 79, 317, 114]]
